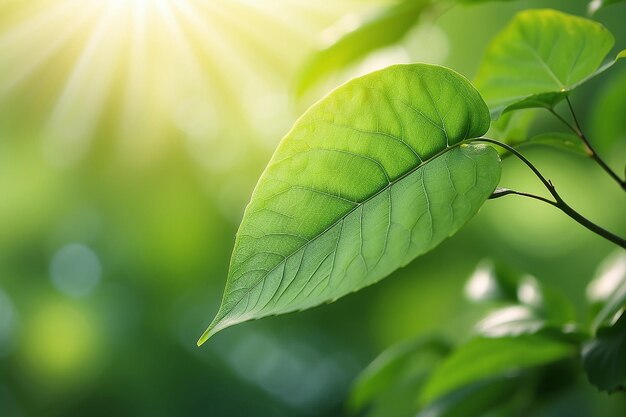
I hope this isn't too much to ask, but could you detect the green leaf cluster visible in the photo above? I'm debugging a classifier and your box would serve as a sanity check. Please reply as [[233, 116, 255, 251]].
[[349, 262, 582, 417], [200, 3, 626, 414], [351, 252, 626, 416]]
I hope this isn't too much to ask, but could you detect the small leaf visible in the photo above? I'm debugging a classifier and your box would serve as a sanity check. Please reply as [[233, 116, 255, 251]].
[[589, 0, 626, 14], [420, 333, 576, 403], [524, 132, 587, 156], [586, 251, 626, 332], [199, 64, 501, 344], [464, 260, 520, 303], [476, 305, 546, 337], [582, 311, 626, 392], [350, 336, 450, 414], [295, 0, 430, 96], [475, 9, 620, 119]]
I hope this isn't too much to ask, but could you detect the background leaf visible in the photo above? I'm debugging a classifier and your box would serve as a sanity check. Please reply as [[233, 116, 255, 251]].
[[419, 333, 576, 403], [474, 9, 617, 119], [350, 336, 450, 412], [350, 336, 450, 417], [586, 251, 626, 332], [416, 377, 519, 417], [295, 0, 431, 96], [582, 312, 626, 392], [199, 64, 501, 343], [589, 0, 626, 15], [590, 67, 626, 155]]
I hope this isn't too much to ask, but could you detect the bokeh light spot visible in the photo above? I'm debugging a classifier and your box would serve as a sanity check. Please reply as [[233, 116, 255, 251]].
[[21, 301, 100, 385], [50, 243, 102, 298]]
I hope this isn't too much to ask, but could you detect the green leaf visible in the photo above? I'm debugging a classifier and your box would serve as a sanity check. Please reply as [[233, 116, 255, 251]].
[[485, 110, 536, 146], [464, 260, 521, 303], [349, 337, 450, 411], [475, 305, 546, 337], [524, 132, 587, 156], [589, 0, 626, 14], [582, 312, 626, 392], [416, 377, 518, 417], [295, 0, 430, 96], [586, 251, 626, 332], [590, 68, 626, 154], [199, 64, 501, 344], [475, 9, 620, 119], [420, 333, 576, 403]]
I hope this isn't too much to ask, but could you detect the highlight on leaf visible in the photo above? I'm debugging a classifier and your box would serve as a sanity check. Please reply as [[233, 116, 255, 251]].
[[198, 64, 502, 344]]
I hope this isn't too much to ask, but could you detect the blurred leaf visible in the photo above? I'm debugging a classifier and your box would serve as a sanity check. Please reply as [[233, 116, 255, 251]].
[[582, 312, 626, 392], [199, 64, 501, 344], [420, 333, 576, 403], [522, 132, 587, 156], [486, 110, 536, 146], [350, 336, 450, 412], [295, 0, 431, 96], [416, 377, 519, 417], [476, 305, 546, 337], [589, 0, 626, 14], [586, 251, 626, 332], [350, 336, 451, 416], [516, 276, 577, 325], [475, 9, 621, 119], [464, 260, 521, 303], [464, 260, 576, 324], [590, 68, 626, 154]]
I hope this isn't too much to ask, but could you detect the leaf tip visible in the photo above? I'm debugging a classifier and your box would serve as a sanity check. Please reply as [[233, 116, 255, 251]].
[[196, 328, 212, 347], [196, 322, 221, 347]]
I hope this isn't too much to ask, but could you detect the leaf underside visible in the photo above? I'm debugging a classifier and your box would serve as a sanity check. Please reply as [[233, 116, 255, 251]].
[[475, 9, 617, 119], [199, 64, 501, 344]]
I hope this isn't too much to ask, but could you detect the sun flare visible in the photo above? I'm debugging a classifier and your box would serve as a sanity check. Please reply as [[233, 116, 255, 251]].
[[0, 0, 367, 167]]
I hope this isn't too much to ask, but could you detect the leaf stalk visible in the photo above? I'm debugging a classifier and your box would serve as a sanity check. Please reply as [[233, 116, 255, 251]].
[[475, 137, 626, 249]]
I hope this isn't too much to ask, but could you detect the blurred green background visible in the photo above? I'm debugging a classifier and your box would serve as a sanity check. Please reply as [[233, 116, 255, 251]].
[[1, 0, 625, 416]]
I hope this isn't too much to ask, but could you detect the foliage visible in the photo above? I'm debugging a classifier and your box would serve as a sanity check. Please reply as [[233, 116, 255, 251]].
[[201, 3, 626, 416], [352, 254, 626, 416], [474, 9, 622, 120]]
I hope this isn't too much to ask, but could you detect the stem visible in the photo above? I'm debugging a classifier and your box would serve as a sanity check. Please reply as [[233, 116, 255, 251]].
[[489, 188, 556, 206], [474, 138, 559, 200], [552, 99, 626, 190], [474, 138, 626, 249]]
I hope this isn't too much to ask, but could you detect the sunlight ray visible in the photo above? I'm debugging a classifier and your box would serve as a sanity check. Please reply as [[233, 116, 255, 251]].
[[44, 2, 126, 166], [0, 4, 99, 94]]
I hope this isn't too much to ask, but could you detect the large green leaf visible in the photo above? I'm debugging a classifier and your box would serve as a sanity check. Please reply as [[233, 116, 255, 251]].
[[420, 333, 576, 403], [295, 0, 430, 96], [475, 9, 622, 119], [199, 64, 501, 344], [582, 312, 626, 392]]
